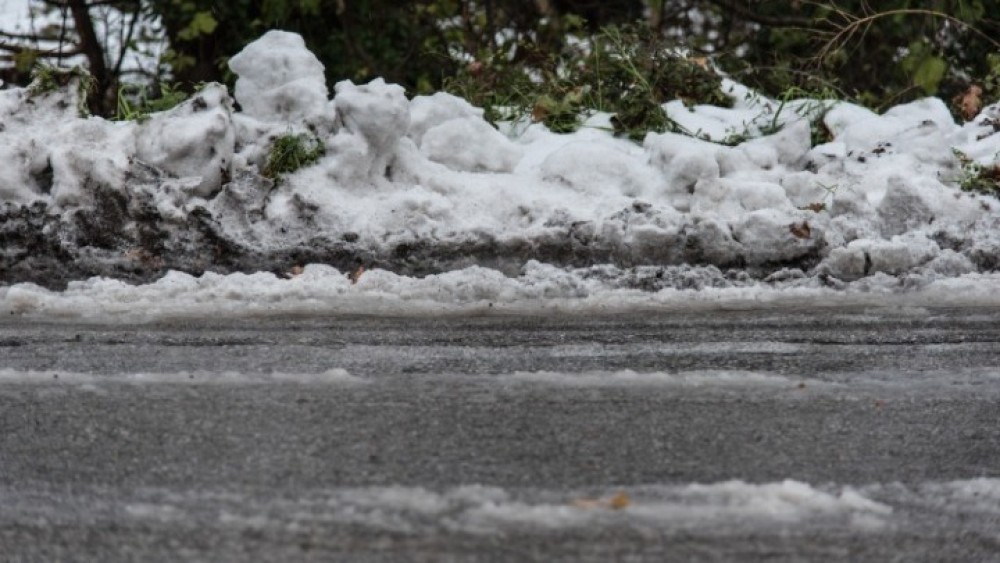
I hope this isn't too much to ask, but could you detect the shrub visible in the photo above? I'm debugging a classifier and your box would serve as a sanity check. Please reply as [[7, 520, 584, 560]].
[[444, 23, 733, 141]]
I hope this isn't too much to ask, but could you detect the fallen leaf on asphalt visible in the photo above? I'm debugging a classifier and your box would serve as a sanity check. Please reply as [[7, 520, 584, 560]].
[[571, 492, 631, 510], [608, 492, 631, 510]]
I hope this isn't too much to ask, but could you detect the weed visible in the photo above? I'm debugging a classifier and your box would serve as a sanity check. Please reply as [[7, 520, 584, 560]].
[[115, 83, 189, 122], [444, 23, 731, 141], [953, 149, 1000, 196], [263, 133, 325, 179], [726, 85, 837, 147], [27, 64, 95, 116]]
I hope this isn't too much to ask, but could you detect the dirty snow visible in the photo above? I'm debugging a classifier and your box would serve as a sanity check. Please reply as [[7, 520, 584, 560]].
[[2, 30, 1000, 314], [0, 480, 893, 535], [7, 262, 1000, 321]]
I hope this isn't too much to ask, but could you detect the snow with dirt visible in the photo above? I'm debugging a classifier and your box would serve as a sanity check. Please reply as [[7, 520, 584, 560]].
[[2, 29, 1000, 318]]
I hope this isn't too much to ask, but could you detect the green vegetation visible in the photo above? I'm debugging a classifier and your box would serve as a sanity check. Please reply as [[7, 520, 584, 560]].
[[26, 64, 96, 117], [445, 24, 732, 140], [115, 83, 189, 122], [263, 133, 325, 179], [954, 149, 1000, 197], [4, 1, 1000, 124]]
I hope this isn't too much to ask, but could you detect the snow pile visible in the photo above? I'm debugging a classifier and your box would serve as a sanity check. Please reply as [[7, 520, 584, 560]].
[[2, 30, 1000, 301], [103, 481, 888, 534], [458, 480, 891, 534], [7, 262, 1000, 321]]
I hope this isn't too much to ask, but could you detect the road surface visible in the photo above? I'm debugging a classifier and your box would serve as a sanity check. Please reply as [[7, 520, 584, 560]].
[[1, 308, 999, 561]]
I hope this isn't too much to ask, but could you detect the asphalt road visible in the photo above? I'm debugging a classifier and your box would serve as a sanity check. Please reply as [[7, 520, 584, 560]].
[[1, 308, 1000, 561]]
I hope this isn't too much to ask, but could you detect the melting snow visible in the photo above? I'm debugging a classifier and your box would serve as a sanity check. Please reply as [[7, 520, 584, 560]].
[[1, 30, 1000, 311]]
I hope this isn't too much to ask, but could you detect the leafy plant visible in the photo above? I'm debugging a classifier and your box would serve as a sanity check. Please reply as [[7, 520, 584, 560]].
[[27, 65, 96, 117], [263, 133, 325, 179], [444, 23, 732, 141], [115, 83, 190, 122], [953, 148, 1000, 196]]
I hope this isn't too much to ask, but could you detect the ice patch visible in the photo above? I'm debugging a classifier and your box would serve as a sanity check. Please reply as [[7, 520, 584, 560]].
[[313, 481, 890, 534], [506, 369, 797, 386], [0, 367, 363, 385]]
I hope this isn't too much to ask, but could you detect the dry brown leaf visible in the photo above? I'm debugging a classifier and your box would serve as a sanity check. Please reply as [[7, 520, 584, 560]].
[[531, 103, 549, 123], [572, 492, 631, 510], [349, 265, 366, 284], [954, 85, 983, 122], [571, 498, 603, 509], [789, 221, 811, 239], [608, 492, 631, 510], [800, 202, 826, 213], [689, 56, 710, 70]]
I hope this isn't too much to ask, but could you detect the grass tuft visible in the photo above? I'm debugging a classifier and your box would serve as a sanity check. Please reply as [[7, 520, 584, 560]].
[[263, 133, 325, 179]]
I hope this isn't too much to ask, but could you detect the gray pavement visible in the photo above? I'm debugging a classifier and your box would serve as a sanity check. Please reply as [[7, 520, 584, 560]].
[[1, 309, 1000, 561]]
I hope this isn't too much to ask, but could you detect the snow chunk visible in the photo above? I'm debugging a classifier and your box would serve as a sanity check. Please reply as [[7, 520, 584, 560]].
[[49, 119, 136, 206], [407, 92, 484, 145], [836, 97, 958, 153], [421, 117, 523, 173], [733, 208, 821, 265], [820, 232, 940, 280], [740, 119, 812, 168], [228, 30, 328, 123], [876, 176, 935, 237], [823, 102, 878, 138], [691, 178, 792, 219], [540, 141, 657, 198], [322, 78, 409, 184], [866, 233, 940, 275], [135, 84, 235, 197]]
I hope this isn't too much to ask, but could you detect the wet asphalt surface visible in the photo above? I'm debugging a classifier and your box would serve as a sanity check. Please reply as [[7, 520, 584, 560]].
[[1, 308, 1000, 561]]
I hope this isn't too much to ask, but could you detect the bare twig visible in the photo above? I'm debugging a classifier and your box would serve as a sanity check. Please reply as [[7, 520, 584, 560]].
[[815, 6, 1000, 64], [0, 41, 82, 57]]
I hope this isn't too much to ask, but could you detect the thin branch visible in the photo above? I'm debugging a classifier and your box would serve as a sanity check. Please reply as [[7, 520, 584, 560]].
[[0, 41, 82, 57], [816, 8, 1000, 63], [112, 4, 140, 79], [0, 29, 68, 42], [57, 3, 70, 67]]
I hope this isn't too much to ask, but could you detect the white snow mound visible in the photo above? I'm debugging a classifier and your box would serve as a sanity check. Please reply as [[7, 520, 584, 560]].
[[2, 30, 1000, 301]]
